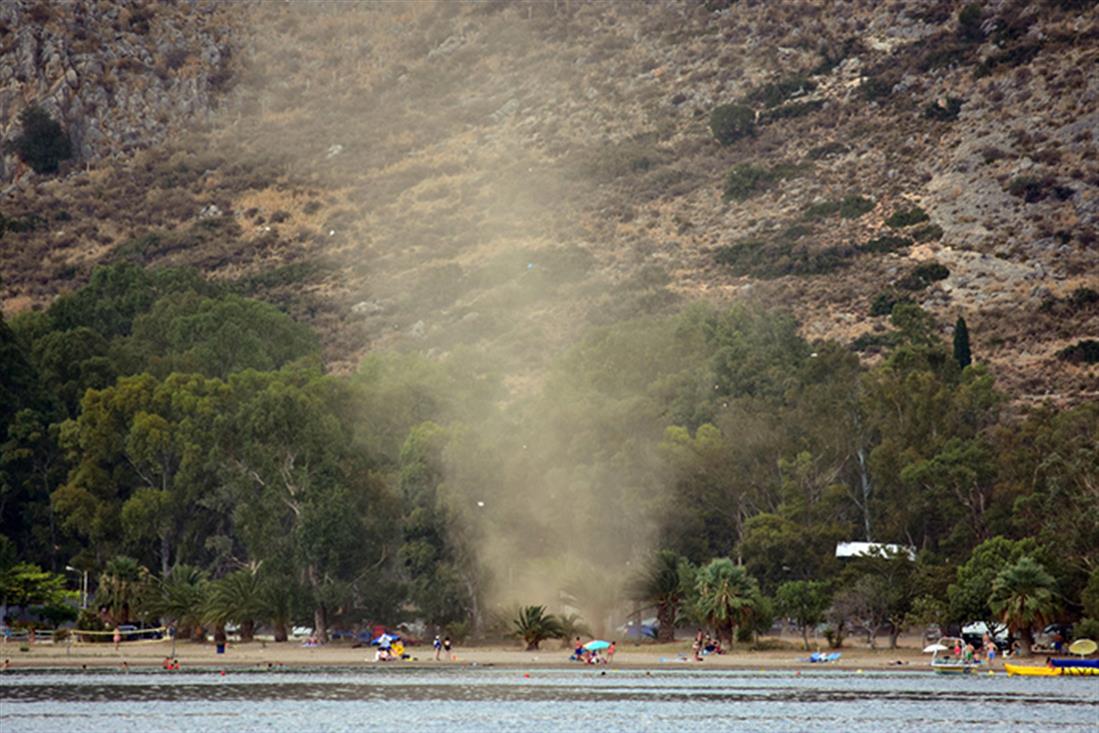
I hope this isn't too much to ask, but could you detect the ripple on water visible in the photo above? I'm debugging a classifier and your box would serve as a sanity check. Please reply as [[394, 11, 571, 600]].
[[2, 668, 1097, 733]]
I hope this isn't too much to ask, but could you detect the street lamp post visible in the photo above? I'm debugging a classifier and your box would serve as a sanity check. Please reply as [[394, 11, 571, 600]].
[[65, 566, 88, 609]]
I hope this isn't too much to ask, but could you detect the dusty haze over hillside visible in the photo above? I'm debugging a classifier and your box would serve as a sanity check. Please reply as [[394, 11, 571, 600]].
[[1, 1, 1098, 623]]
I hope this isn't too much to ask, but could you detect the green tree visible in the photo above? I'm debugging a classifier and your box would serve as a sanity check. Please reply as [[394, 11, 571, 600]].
[[96, 555, 150, 624], [629, 549, 693, 642], [775, 580, 830, 650], [953, 316, 972, 369], [128, 292, 318, 379], [989, 556, 1058, 656], [144, 564, 208, 640], [224, 368, 398, 642], [0, 562, 69, 612], [8, 105, 72, 174], [693, 558, 763, 647], [203, 569, 265, 642], [947, 536, 1039, 636], [513, 605, 564, 651]]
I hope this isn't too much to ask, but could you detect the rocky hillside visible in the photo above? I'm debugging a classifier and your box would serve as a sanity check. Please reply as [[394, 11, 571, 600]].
[[1, 0, 1096, 400], [0, 0, 238, 179]]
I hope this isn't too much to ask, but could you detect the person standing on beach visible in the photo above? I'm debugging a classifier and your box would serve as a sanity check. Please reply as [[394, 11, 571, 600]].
[[443, 636, 452, 660], [433, 635, 442, 661], [113, 626, 121, 651]]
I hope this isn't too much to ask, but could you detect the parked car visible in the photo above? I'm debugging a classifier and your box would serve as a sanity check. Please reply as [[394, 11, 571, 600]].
[[960, 621, 1012, 652]]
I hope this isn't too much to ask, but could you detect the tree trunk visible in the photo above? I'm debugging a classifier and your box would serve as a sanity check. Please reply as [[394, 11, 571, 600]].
[[1018, 627, 1034, 657], [656, 602, 676, 642], [240, 619, 255, 643], [801, 625, 810, 650], [160, 535, 170, 579], [314, 604, 328, 643], [273, 621, 288, 643]]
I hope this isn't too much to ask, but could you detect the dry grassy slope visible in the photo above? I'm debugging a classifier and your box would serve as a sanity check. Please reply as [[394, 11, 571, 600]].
[[1, 0, 1096, 400]]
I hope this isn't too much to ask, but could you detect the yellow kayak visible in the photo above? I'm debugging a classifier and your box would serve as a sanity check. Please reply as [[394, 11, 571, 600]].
[[1005, 662, 1099, 677]]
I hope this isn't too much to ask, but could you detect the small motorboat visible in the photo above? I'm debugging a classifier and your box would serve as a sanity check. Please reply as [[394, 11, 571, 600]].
[[926, 637, 982, 675]]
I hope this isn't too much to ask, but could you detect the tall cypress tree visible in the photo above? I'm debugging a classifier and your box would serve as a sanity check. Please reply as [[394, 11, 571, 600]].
[[953, 316, 972, 369]]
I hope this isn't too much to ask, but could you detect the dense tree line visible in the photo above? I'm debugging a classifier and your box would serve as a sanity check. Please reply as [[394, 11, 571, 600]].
[[1, 265, 1095, 650]]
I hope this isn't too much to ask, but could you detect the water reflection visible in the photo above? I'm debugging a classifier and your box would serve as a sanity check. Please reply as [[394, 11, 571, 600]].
[[3, 668, 1097, 733]]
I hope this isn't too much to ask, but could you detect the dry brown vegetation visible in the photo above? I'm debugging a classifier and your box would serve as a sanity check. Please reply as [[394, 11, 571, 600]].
[[1, 0, 1096, 397]]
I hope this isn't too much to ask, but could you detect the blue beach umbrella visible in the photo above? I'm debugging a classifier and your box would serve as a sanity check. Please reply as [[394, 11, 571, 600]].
[[371, 633, 398, 647], [583, 640, 611, 651]]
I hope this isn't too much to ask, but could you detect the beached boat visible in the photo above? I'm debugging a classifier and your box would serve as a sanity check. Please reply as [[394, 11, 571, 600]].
[[1005, 662, 1099, 677], [926, 637, 982, 675]]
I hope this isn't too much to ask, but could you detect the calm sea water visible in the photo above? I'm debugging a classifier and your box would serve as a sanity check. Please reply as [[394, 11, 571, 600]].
[[2, 667, 1097, 732]]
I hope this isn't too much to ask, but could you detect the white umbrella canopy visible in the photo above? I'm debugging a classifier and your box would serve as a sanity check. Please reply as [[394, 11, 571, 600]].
[[923, 643, 949, 653]]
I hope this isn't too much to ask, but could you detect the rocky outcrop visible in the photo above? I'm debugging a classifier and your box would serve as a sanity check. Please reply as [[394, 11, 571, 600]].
[[0, 0, 240, 183]]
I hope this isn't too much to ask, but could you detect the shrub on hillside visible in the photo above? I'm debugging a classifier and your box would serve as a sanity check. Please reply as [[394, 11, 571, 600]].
[[911, 223, 945, 242], [746, 75, 817, 109], [958, 4, 985, 42], [808, 142, 848, 160], [870, 290, 912, 317], [897, 262, 950, 290], [1007, 175, 1072, 203], [924, 97, 964, 121], [803, 195, 874, 221], [709, 104, 755, 145], [1057, 340, 1099, 364], [885, 206, 930, 228], [859, 234, 912, 254], [723, 162, 800, 202], [7, 106, 72, 174], [861, 75, 895, 101]]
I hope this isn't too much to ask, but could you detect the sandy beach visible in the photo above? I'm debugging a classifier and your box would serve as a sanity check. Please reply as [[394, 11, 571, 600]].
[[1, 637, 946, 673]]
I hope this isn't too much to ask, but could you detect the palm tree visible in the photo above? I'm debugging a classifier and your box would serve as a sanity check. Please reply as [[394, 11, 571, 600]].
[[512, 605, 564, 651], [204, 570, 265, 643], [989, 556, 1058, 656], [96, 556, 150, 625], [145, 564, 208, 641], [557, 612, 592, 649], [630, 549, 692, 642], [694, 558, 762, 648]]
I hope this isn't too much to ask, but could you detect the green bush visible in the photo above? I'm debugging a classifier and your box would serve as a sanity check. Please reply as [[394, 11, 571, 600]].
[[851, 331, 900, 352], [7, 106, 72, 174], [958, 4, 985, 42], [1075, 618, 1099, 642], [763, 99, 824, 121], [1057, 340, 1099, 364], [976, 42, 1043, 77], [1007, 176, 1051, 203], [885, 207, 930, 228], [723, 162, 800, 202], [897, 262, 950, 290], [870, 290, 911, 317], [746, 75, 817, 108], [803, 195, 874, 221], [859, 235, 912, 254], [861, 75, 895, 101], [1070, 287, 1099, 309], [714, 237, 853, 279], [924, 97, 964, 122], [911, 223, 944, 242], [808, 142, 848, 160], [709, 104, 756, 145]]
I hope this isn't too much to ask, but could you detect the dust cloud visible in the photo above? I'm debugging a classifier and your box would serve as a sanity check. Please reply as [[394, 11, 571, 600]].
[[207, 1, 693, 635]]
